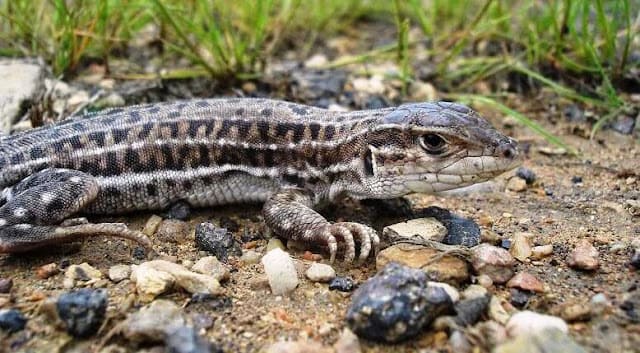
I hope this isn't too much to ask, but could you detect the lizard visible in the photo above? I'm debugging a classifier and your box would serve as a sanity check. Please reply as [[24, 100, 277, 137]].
[[0, 98, 520, 263]]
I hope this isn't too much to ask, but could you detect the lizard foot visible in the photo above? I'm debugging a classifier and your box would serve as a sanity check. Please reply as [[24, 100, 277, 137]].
[[315, 222, 380, 263]]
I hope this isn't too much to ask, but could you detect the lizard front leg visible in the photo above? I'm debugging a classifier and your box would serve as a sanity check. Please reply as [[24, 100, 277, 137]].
[[263, 188, 379, 263], [0, 168, 151, 253]]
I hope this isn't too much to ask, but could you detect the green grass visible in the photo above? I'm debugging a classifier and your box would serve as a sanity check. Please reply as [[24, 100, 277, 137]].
[[0, 0, 638, 148]]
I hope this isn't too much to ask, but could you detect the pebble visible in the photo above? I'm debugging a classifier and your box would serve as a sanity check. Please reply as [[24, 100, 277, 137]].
[[462, 284, 488, 300], [267, 238, 286, 252], [471, 244, 516, 284], [626, 199, 640, 217], [507, 177, 528, 192], [559, 303, 591, 322], [240, 250, 262, 264], [417, 206, 481, 247], [509, 232, 533, 262], [611, 115, 636, 135], [510, 288, 534, 308], [123, 300, 185, 342], [194, 223, 241, 262], [191, 256, 230, 282], [0, 308, 27, 333], [453, 295, 491, 326], [506, 311, 568, 337], [164, 201, 192, 220], [377, 244, 469, 284], [567, 240, 599, 270], [630, 249, 640, 270], [56, 288, 107, 338], [261, 248, 299, 295], [0, 278, 12, 293], [64, 263, 103, 288], [329, 277, 356, 292], [449, 330, 472, 353], [494, 328, 587, 353], [0, 59, 45, 133], [530, 245, 554, 260], [165, 325, 212, 353], [36, 262, 59, 279], [571, 176, 583, 184], [476, 274, 494, 288], [346, 263, 453, 343], [131, 260, 222, 302], [620, 290, 640, 323], [264, 340, 332, 353], [429, 282, 460, 303], [516, 167, 537, 184], [155, 219, 189, 243], [142, 215, 164, 236], [381, 217, 447, 244], [488, 296, 511, 324], [108, 265, 131, 283], [305, 263, 336, 283], [334, 328, 361, 353], [506, 272, 545, 293]]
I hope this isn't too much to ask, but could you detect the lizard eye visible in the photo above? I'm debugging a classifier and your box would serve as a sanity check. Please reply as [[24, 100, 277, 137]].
[[419, 133, 447, 155]]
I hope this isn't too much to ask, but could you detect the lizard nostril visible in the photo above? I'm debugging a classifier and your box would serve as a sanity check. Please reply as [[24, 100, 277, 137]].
[[499, 144, 517, 159]]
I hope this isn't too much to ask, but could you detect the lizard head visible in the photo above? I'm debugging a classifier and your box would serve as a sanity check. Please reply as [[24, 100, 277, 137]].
[[360, 101, 520, 197]]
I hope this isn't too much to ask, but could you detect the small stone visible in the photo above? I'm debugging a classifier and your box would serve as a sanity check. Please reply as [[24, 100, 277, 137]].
[[567, 240, 599, 270], [346, 263, 453, 343], [305, 263, 336, 283], [132, 247, 146, 260], [471, 244, 516, 284], [329, 277, 356, 292], [449, 330, 472, 353], [611, 115, 636, 135], [240, 250, 262, 264], [530, 245, 554, 260], [195, 223, 241, 262], [191, 256, 230, 282], [131, 260, 222, 302], [631, 249, 640, 270], [0, 309, 27, 333], [625, 199, 640, 217], [453, 295, 491, 326], [377, 244, 469, 284], [64, 263, 103, 287], [265, 340, 332, 353], [481, 229, 502, 244], [0, 59, 45, 133], [333, 328, 361, 353], [506, 272, 545, 293], [488, 296, 511, 324], [429, 282, 460, 303], [494, 328, 587, 353], [510, 232, 533, 262], [164, 201, 191, 220], [462, 284, 488, 300], [506, 311, 568, 337], [108, 265, 131, 283], [409, 81, 437, 101], [476, 274, 493, 288], [267, 238, 285, 252], [515, 167, 536, 185], [56, 288, 108, 338], [507, 178, 527, 192], [571, 176, 583, 184], [0, 278, 12, 293], [510, 288, 535, 308], [416, 207, 481, 247], [219, 216, 240, 232], [165, 325, 212, 353], [261, 248, 299, 295], [155, 219, 189, 243], [304, 54, 328, 68], [382, 217, 447, 244], [36, 262, 59, 279], [123, 300, 185, 342], [620, 290, 640, 323], [559, 303, 591, 322]]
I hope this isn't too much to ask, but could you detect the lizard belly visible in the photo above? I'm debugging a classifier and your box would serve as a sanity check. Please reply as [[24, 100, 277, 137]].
[[86, 170, 283, 214]]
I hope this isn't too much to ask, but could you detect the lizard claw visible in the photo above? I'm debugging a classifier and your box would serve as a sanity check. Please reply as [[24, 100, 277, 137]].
[[320, 222, 379, 263]]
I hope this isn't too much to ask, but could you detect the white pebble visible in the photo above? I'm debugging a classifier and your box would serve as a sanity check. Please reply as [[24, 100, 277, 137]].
[[305, 263, 336, 283], [261, 248, 298, 295], [506, 310, 568, 338]]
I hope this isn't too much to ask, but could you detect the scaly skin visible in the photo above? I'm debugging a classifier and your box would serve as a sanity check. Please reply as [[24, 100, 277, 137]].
[[0, 98, 520, 262]]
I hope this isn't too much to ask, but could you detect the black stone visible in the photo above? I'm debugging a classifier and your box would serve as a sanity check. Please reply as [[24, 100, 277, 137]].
[[630, 249, 640, 270], [0, 309, 27, 333], [509, 288, 534, 308], [219, 216, 240, 233], [132, 247, 146, 260], [620, 290, 640, 323], [56, 288, 107, 338], [346, 263, 454, 343], [611, 115, 636, 135], [515, 167, 536, 185], [415, 206, 481, 247], [195, 223, 242, 262], [571, 176, 583, 184], [164, 201, 192, 220], [0, 278, 13, 293], [165, 326, 214, 353], [329, 277, 356, 292], [453, 295, 491, 326]]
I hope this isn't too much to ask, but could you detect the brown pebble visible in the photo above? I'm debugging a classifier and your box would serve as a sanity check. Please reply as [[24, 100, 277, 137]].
[[0, 278, 12, 293], [567, 239, 599, 270], [36, 263, 59, 279], [243, 240, 258, 249], [559, 303, 591, 322], [506, 272, 545, 293], [303, 251, 323, 262], [155, 219, 189, 243]]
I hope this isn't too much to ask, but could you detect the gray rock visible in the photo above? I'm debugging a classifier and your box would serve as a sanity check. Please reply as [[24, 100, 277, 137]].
[[165, 326, 213, 353], [191, 256, 230, 282], [382, 217, 448, 244], [123, 300, 185, 342], [471, 244, 516, 284], [0, 309, 27, 333], [0, 59, 45, 133], [414, 206, 480, 247], [195, 223, 241, 262], [108, 265, 131, 283], [56, 288, 108, 338], [346, 263, 453, 343]]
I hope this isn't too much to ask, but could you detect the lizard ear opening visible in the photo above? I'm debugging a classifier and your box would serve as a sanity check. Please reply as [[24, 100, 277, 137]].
[[364, 146, 374, 176]]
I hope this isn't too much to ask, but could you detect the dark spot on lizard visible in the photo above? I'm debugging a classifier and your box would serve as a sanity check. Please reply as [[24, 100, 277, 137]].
[[182, 180, 192, 190], [46, 197, 65, 214], [68, 136, 83, 149], [198, 144, 210, 166], [235, 108, 245, 116], [291, 106, 308, 115], [88, 131, 106, 147], [261, 108, 272, 117], [257, 121, 270, 141], [29, 147, 45, 159], [309, 123, 321, 140], [146, 183, 158, 197], [147, 107, 161, 114], [195, 101, 209, 107], [138, 122, 154, 139], [217, 120, 232, 138], [167, 111, 180, 119], [324, 125, 335, 140], [112, 128, 129, 144]]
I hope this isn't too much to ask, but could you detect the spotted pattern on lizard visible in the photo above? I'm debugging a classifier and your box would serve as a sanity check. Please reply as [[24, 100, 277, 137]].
[[0, 98, 520, 262]]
